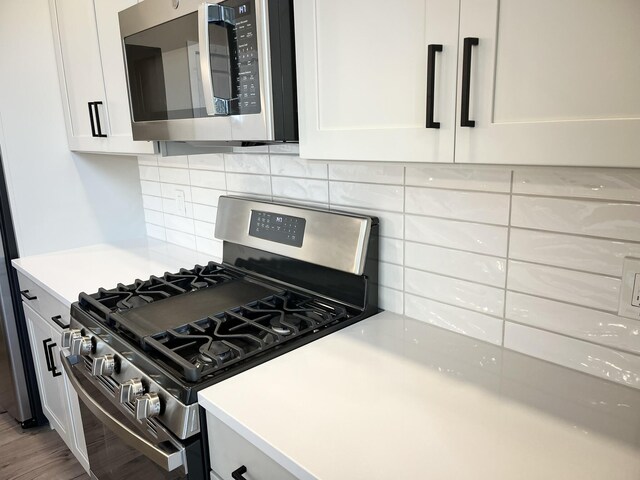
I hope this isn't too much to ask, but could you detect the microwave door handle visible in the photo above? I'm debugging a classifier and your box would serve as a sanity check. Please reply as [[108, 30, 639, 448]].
[[199, 3, 235, 116], [60, 354, 186, 472]]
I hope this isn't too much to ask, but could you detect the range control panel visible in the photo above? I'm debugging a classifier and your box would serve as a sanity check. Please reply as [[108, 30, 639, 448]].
[[248, 210, 306, 247]]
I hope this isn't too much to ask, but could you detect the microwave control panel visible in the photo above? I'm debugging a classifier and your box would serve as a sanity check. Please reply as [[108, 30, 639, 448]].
[[230, 0, 260, 115]]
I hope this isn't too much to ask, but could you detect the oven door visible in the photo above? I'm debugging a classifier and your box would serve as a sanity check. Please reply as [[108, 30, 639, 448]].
[[61, 355, 188, 480], [119, 0, 273, 142]]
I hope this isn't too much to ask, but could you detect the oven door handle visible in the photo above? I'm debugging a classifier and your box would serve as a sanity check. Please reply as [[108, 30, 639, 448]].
[[61, 354, 186, 472]]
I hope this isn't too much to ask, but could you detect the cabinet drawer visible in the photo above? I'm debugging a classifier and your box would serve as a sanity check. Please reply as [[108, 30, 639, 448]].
[[17, 272, 70, 331], [207, 413, 298, 480]]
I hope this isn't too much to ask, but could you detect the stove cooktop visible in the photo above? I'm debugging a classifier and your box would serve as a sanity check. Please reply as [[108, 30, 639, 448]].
[[77, 262, 357, 384]]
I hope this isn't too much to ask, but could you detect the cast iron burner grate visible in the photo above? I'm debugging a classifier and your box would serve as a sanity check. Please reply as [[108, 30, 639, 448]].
[[82, 262, 242, 314], [143, 290, 350, 382]]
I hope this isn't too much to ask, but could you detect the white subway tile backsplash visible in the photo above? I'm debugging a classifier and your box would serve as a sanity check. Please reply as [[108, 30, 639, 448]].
[[137, 152, 640, 387], [272, 177, 328, 203], [405, 242, 506, 288], [144, 209, 163, 226], [191, 187, 225, 206], [379, 262, 403, 289], [506, 292, 640, 355], [329, 164, 404, 185], [379, 287, 403, 314], [165, 229, 197, 250], [188, 153, 225, 171], [330, 182, 403, 212], [163, 213, 194, 235], [507, 261, 621, 312], [139, 165, 159, 182], [504, 322, 640, 390], [405, 165, 511, 193], [513, 168, 640, 202], [158, 156, 188, 168], [192, 204, 217, 223], [141, 180, 161, 197], [405, 187, 510, 225], [226, 172, 271, 196], [509, 228, 640, 277], [158, 167, 190, 185], [194, 220, 216, 239], [190, 170, 226, 190], [142, 194, 163, 211], [511, 196, 640, 242], [270, 155, 327, 178], [405, 294, 503, 345], [224, 153, 270, 174], [405, 215, 508, 257], [405, 268, 504, 316]]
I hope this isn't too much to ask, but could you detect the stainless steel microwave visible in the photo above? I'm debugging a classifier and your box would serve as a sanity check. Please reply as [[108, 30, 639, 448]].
[[118, 0, 297, 144]]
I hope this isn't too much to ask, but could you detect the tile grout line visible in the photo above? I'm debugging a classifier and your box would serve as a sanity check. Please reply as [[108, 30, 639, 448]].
[[502, 170, 515, 346], [402, 166, 407, 315]]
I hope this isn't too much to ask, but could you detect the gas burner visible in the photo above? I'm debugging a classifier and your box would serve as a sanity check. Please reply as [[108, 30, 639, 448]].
[[197, 340, 234, 364], [269, 315, 302, 336]]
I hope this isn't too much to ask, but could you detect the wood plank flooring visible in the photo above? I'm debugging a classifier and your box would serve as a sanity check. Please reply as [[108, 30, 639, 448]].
[[0, 410, 89, 480]]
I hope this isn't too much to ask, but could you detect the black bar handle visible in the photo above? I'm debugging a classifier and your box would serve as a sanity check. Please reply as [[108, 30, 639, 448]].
[[460, 37, 479, 127], [47, 342, 62, 377], [51, 315, 70, 329], [88, 102, 98, 137], [93, 101, 108, 138], [42, 339, 54, 372], [231, 466, 248, 480], [426, 44, 443, 129], [20, 289, 38, 301]]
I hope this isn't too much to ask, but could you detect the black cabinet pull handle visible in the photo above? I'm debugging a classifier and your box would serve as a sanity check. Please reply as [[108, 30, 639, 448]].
[[42, 338, 54, 372], [231, 466, 248, 480], [426, 44, 443, 129], [20, 289, 37, 301], [93, 101, 108, 138], [51, 315, 70, 330], [460, 37, 479, 127], [88, 102, 98, 137], [88, 101, 108, 138], [47, 342, 62, 377]]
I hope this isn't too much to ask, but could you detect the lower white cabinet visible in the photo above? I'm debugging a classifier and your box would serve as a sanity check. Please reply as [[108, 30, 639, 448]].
[[23, 301, 89, 473], [207, 413, 298, 480]]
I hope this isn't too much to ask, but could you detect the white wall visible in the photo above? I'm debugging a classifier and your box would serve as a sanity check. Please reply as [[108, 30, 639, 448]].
[[0, 0, 145, 256], [137, 146, 640, 391]]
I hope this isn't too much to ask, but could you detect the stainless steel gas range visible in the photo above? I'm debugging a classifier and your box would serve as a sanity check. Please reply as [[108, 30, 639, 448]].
[[60, 196, 379, 479]]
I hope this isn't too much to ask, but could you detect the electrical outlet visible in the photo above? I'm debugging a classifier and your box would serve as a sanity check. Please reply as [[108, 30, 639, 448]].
[[619, 258, 640, 319]]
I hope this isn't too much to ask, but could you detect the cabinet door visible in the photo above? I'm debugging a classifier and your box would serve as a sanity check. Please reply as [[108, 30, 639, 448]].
[[455, 0, 640, 166], [62, 352, 90, 473], [24, 303, 70, 443], [51, 0, 107, 152], [294, 0, 459, 162], [93, 0, 156, 155]]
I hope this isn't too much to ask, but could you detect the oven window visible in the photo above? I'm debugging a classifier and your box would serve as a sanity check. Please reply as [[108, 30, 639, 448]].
[[124, 12, 235, 121]]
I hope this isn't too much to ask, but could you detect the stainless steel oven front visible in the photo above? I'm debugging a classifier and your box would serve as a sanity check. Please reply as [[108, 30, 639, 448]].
[[118, 0, 297, 143], [61, 354, 193, 480]]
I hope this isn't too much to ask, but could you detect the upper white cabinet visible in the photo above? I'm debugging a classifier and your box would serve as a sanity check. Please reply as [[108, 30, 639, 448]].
[[295, 0, 640, 166], [50, 0, 156, 155]]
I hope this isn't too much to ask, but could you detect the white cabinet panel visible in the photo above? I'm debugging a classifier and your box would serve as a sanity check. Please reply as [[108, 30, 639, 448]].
[[455, 0, 640, 166], [295, 0, 459, 162]]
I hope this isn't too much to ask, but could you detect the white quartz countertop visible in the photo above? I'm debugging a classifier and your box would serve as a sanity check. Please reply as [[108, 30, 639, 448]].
[[198, 311, 640, 480], [12, 239, 213, 307]]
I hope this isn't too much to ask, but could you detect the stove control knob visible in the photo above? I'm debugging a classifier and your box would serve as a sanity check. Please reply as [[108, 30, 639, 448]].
[[91, 354, 115, 376], [70, 334, 92, 356], [118, 378, 144, 404], [61, 328, 82, 349], [135, 393, 161, 420]]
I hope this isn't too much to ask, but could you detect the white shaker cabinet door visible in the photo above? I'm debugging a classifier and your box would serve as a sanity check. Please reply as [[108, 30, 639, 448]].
[[93, 0, 155, 155], [455, 0, 640, 166], [24, 303, 71, 444], [294, 0, 459, 162]]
